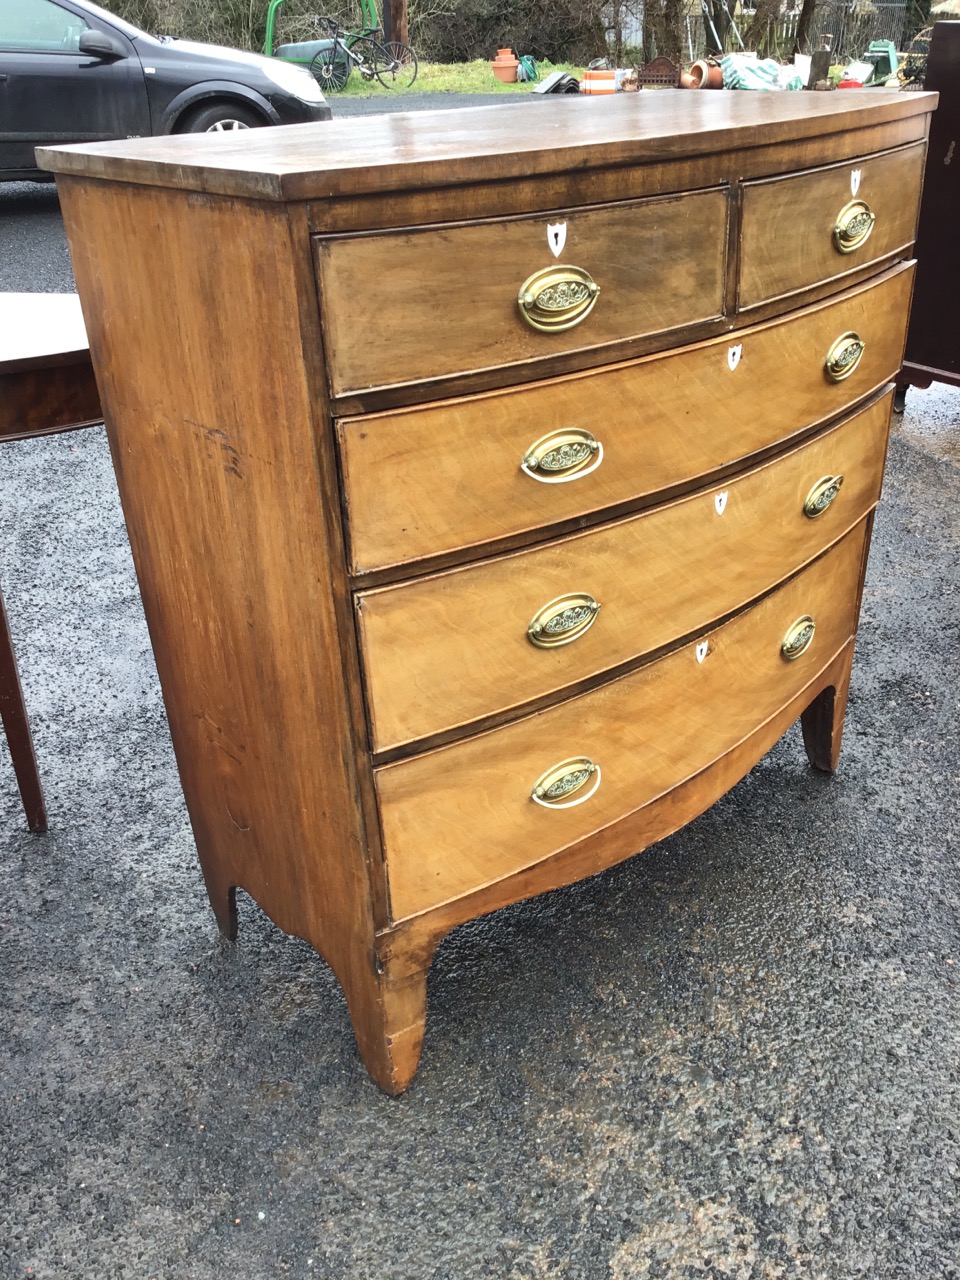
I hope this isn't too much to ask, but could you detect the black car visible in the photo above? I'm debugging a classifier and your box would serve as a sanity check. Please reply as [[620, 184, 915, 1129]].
[[0, 0, 332, 181]]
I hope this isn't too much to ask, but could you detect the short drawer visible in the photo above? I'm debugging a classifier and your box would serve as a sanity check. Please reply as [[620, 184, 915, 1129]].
[[377, 522, 868, 920], [339, 264, 913, 574], [357, 392, 891, 753], [315, 188, 728, 396], [739, 143, 924, 309]]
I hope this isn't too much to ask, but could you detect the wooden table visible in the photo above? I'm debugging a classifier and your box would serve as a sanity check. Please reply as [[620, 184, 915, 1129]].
[[0, 292, 101, 831]]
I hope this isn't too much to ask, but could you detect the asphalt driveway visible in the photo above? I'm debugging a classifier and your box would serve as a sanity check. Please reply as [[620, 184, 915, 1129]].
[[1, 98, 959, 1279]]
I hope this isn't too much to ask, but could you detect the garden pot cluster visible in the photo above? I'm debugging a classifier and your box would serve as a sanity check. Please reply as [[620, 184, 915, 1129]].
[[491, 47, 519, 83]]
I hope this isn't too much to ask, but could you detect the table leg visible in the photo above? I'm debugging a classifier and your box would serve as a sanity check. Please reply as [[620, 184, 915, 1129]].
[[0, 582, 47, 833]]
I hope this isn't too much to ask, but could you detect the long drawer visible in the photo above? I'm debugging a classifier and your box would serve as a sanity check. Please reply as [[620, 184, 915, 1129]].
[[315, 187, 729, 396], [339, 264, 913, 574], [357, 392, 891, 752], [739, 143, 924, 309], [377, 521, 869, 920]]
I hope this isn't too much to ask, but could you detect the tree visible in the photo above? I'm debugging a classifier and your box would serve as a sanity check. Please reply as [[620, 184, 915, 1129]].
[[384, 0, 409, 43], [642, 0, 686, 62], [792, 0, 819, 54]]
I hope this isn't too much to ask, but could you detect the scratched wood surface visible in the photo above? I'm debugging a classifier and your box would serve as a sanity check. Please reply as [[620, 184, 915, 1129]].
[[339, 265, 913, 575]]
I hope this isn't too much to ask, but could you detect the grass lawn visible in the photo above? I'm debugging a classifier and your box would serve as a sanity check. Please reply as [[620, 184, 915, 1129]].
[[334, 57, 585, 96]]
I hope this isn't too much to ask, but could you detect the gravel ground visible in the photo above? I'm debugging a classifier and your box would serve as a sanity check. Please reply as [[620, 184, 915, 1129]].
[[1, 103, 959, 1279]]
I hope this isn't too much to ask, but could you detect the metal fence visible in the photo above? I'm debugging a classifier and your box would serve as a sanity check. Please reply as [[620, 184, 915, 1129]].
[[797, 1, 908, 56], [616, 2, 909, 63]]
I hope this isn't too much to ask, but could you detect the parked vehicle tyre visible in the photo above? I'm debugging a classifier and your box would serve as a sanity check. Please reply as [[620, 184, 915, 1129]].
[[375, 41, 418, 89], [178, 102, 265, 132]]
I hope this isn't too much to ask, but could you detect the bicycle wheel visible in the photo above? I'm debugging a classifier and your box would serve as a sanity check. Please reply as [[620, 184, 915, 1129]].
[[347, 36, 384, 81], [373, 40, 418, 89], [310, 46, 351, 91]]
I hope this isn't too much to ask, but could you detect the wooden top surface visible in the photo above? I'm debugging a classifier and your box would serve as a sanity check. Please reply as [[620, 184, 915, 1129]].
[[36, 90, 937, 203], [0, 292, 89, 373]]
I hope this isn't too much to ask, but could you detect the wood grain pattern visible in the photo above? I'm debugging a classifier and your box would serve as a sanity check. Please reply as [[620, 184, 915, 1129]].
[[0, 365, 102, 441], [52, 175, 405, 1079], [0, 584, 47, 833], [377, 639, 856, 976], [316, 188, 729, 395], [40, 95, 933, 1093], [356, 393, 891, 753], [0, 293, 99, 832], [739, 142, 926, 308], [0, 293, 101, 441], [37, 91, 936, 202], [308, 115, 931, 237], [376, 523, 868, 920], [340, 265, 913, 574]]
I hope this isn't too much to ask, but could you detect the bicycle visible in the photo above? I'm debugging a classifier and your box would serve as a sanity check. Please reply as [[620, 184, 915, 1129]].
[[309, 14, 417, 91], [264, 0, 417, 92]]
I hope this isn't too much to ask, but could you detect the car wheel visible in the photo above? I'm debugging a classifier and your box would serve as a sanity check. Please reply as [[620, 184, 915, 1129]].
[[178, 103, 265, 133]]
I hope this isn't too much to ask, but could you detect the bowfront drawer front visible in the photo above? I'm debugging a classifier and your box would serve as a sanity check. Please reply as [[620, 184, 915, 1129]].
[[377, 523, 869, 920], [739, 143, 925, 309], [357, 391, 892, 753], [315, 188, 729, 396], [339, 263, 913, 573]]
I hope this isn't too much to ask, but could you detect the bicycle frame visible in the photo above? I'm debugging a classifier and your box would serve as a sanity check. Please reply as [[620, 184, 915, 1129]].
[[264, 0, 382, 57], [265, 0, 417, 91]]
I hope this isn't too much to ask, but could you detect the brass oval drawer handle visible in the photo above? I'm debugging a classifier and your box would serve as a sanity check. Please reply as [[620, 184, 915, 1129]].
[[521, 427, 602, 483], [531, 757, 601, 808], [803, 474, 844, 519], [781, 615, 816, 662], [833, 199, 876, 255], [824, 332, 865, 383], [518, 265, 600, 333], [527, 592, 601, 648]]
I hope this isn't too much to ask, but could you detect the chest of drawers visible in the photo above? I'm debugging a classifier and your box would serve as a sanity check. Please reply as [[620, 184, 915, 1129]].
[[41, 90, 935, 1094]]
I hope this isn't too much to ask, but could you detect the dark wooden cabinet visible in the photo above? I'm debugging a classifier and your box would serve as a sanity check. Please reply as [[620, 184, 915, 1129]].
[[898, 21, 960, 401]]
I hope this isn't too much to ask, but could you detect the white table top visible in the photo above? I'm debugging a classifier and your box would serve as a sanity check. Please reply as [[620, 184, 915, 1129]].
[[0, 292, 89, 370]]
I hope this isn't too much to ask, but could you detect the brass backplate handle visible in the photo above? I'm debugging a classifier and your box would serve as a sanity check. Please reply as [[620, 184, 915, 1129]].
[[527, 592, 601, 648], [518, 265, 600, 333], [833, 199, 876, 255], [521, 427, 602, 483], [531, 756, 601, 808], [781, 614, 816, 662], [803, 474, 844, 519], [825, 332, 865, 383]]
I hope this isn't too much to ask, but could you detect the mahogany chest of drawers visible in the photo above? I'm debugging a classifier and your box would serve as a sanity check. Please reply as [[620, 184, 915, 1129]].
[[41, 90, 936, 1093]]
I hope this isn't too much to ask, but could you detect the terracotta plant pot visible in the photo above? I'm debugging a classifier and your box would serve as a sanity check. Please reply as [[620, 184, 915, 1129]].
[[688, 59, 724, 88], [491, 48, 519, 83]]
